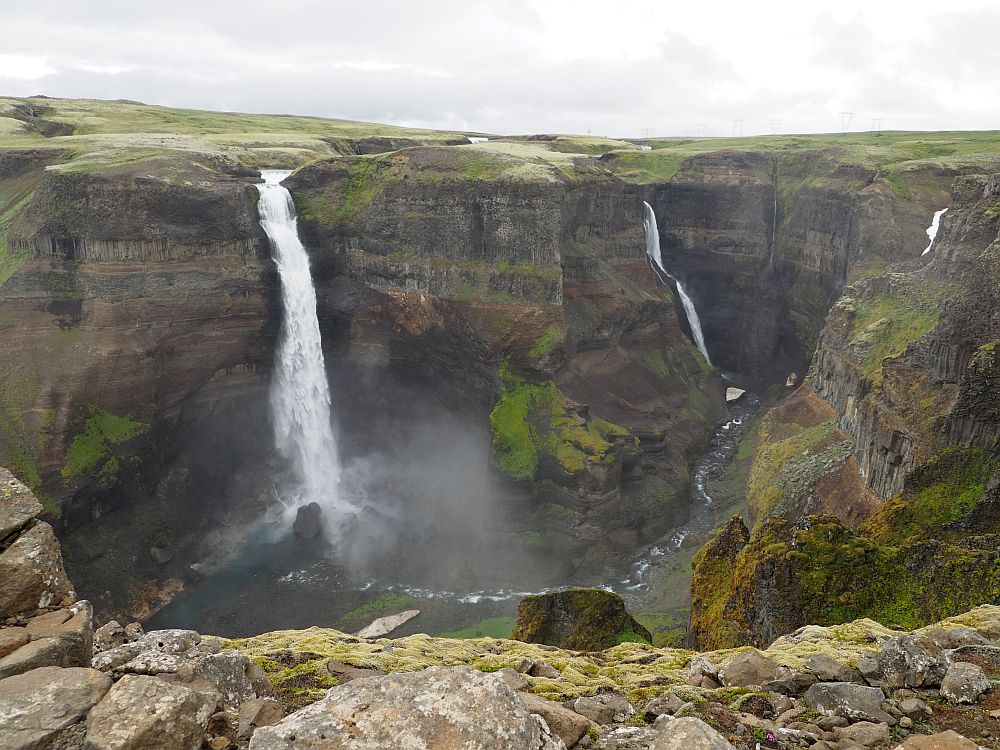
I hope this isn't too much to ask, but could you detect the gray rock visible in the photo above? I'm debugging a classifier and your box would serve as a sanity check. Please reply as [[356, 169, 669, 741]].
[[522, 692, 590, 747], [194, 652, 266, 708], [0, 627, 29, 658], [92, 628, 206, 672], [650, 717, 736, 749], [805, 653, 864, 683], [497, 666, 529, 692], [835, 720, 891, 746], [84, 673, 216, 750], [876, 635, 950, 688], [564, 690, 635, 724], [292, 502, 324, 540], [0, 468, 42, 539], [919, 627, 990, 650], [530, 659, 562, 679], [123, 622, 144, 641], [897, 697, 932, 719], [597, 725, 660, 749], [802, 682, 893, 724], [718, 649, 781, 687], [0, 521, 75, 618], [237, 698, 284, 739], [764, 666, 817, 695], [643, 692, 685, 719], [93, 621, 126, 653], [686, 655, 719, 686], [0, 666, 111, 750], [248, 666, 564, 749], [940, 662, 991, 704]]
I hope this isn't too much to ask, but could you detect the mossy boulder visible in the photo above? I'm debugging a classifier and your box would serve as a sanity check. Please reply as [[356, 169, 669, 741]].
[[511, 589, 652, 651]]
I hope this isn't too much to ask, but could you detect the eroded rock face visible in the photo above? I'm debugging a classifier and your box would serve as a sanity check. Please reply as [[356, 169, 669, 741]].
[[249, 666, 564, 750], [512, 588, 651, 651]]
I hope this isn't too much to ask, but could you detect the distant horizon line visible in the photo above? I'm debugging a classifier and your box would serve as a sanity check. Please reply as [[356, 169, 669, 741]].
[[4, 92, 998, 142]]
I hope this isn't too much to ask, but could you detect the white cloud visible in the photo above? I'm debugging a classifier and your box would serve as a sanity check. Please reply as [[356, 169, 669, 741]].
[[0, 54, 56, 81], [0, 0, 996, 136]]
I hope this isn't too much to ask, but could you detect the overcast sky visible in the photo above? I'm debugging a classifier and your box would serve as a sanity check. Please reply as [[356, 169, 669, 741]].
[[1, 0, 997, 137]]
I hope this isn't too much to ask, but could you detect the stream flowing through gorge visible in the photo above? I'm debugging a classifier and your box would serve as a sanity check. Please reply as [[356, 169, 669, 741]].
[[148, 191, 759, 638]]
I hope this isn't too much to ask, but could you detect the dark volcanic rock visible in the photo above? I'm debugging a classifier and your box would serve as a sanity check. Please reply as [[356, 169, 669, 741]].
[[292, 502, 325, 540], [512, 588, 651, 650]]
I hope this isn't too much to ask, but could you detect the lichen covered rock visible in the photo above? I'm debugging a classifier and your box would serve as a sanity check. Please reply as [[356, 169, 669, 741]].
[[248, 666, 565, 750]]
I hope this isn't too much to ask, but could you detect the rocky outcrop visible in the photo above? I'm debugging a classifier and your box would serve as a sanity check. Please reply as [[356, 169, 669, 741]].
[[230, 602, 1000, 750], [0, 469, 75, 620], [691, 172, 1000, 649], [809, 174, 1000, 501], [512, 588, 652, 650]]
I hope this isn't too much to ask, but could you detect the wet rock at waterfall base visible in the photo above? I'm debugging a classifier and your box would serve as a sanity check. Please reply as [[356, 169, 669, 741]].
[[292, 502, 325, 540], [512, 588, 651, 651]]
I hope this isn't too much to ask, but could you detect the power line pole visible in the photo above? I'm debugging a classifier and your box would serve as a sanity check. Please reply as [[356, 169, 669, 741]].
[[770, 119, 782, 135], [696, 123, 707, 136], [840, 111, 855, 134], [732, 119, 743, 137]]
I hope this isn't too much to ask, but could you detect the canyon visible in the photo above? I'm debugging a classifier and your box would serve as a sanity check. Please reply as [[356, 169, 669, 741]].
[[1, 97, 999, 655]]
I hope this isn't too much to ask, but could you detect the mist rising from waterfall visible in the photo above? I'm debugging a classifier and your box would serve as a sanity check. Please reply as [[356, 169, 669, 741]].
[[921, 207, 948, 255], [642, 201, 712, 365], [257, 169, 348, 528]]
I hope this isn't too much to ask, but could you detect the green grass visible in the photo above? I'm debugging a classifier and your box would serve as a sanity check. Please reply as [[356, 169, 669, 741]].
[[337, 593, 418, 630], [489, 360, 631, 481], [439, 617, 517, 639]]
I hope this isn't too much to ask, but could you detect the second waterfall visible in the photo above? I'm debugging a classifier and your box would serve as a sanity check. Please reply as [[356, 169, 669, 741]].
[[257, 170, 349, 530], [642, 201, 712, 365]]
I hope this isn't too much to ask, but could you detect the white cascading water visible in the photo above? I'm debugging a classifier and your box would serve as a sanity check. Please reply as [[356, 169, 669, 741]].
[[257, 170, 346, 526], [642, 201, 712, 365], [921, 207, 949, 255]]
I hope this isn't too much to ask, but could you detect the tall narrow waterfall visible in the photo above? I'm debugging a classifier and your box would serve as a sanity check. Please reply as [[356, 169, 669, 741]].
[[642, 201, 712, 365], [921, 207, 948, 255], [257, 170, 344, 526]]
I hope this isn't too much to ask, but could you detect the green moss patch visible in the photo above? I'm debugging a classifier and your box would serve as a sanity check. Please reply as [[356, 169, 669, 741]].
[[863, 444, 995, 545], [61, 406, 147, 487], [848, 294, 939, 385], [489, 361, 631, 481], [440, 617, 517, 639]]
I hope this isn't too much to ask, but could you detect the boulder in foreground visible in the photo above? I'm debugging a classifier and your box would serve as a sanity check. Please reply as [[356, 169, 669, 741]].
[[248, 665, 565, 749]]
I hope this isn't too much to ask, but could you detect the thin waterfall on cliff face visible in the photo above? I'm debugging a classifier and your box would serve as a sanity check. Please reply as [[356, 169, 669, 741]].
[[921, 207, 949, 255], [642, 201, 712, 365], [257, 169, 346, 527]]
